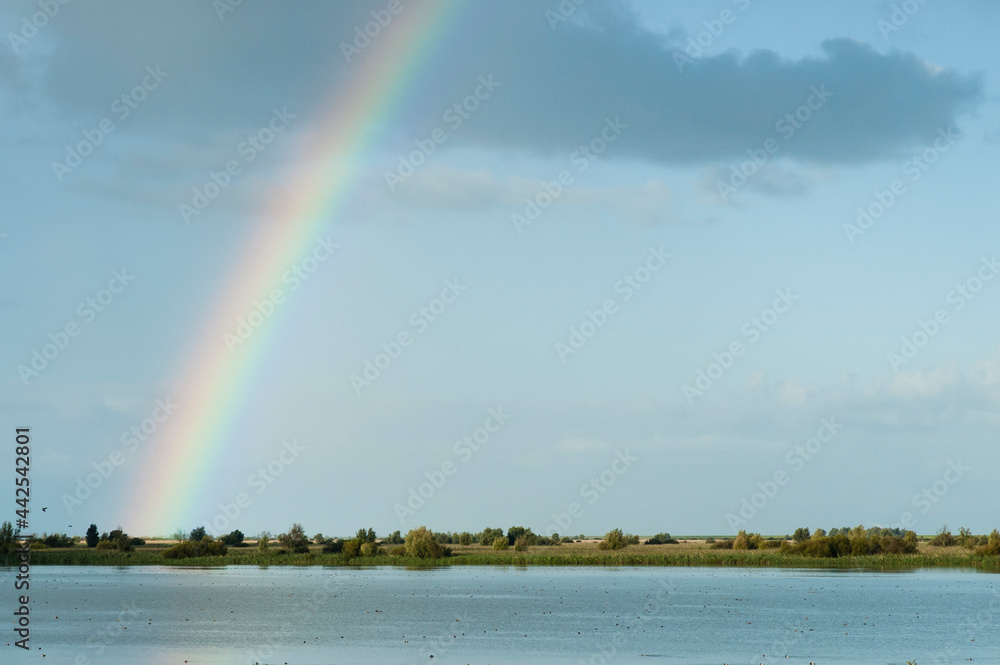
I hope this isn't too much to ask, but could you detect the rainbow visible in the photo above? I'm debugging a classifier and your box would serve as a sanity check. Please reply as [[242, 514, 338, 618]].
[[125, 0, 466, 535]]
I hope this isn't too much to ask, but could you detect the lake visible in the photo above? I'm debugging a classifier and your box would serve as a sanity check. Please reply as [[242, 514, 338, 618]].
[[9, 565, 1000, 664]]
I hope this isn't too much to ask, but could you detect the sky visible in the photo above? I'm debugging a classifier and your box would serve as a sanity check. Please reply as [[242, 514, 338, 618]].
[[1, 0, 998, 539]]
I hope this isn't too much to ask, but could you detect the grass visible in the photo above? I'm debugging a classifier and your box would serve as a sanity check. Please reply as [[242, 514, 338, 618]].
[[4, 539, 1000, 570]]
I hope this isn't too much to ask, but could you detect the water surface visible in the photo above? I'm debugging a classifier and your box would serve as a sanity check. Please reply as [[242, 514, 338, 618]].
[[10, 565, 999, 664]]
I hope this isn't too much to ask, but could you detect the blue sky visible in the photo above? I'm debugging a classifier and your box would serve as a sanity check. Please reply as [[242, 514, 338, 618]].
[[2, 0, 998, 538]]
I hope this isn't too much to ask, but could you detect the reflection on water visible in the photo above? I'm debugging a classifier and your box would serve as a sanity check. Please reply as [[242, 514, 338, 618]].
[[7, 565, 999, 664]]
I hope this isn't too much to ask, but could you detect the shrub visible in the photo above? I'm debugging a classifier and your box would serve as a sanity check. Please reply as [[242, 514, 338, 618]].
[[792, 527, 810, 543], [704, 537, 716, 544], [389, 545, 407, 556], [711, 539, 733, 549], [95, 540, 117, 550], [385, 530, 405, 545], [513, 535, 528, 551], [492, 536, 509, 551], [221, 530, 244, 546], [359, 542, 381, 557], [974, 530, 1000, 556], [930, 526, 956, 547], [457, 532, 473, 546], [129, 537, 146, 547], [342, 538, 362, 559], [163, 536, 227, 559], [29, 541, 49, 550], [322, 539, 344, 554], [597, 529, 628, 550], [733, 531, 765, 551], [42, 532, 74, 548], [405, 527, 445, 558], [560, 536, 573, 544], [645, 533, 678, 545], [478, 527, 504, 546], [257, 534, 270, 551], [280, 523, 310, 553]]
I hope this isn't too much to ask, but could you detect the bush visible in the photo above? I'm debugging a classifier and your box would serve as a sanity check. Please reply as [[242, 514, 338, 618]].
[[129, 537, 146, 547], [406, 527, 445, 558], [359, 542, 381, 557], [342, 538, 362, 559], [974, 530, 1000, 556], [221, 530, 244, 546], [41, 532, 74, 548], [163, 536, 227, 559], [29, 541, 49, 550], [280, 523, 310, 553], [930, 526, 957, 547], [560, 536, 573, 544], [513, 535, 528, 551], [792, 527, 811, 543], [457, 532, 473, 546], [732, 531, 765, 551], [390, 545, 407, 557], [478, 527, 504, 546], [597, 529, 628, 550], [711, 539, 733, 549], [704, 537, 716, 544], [492, 536, 509, 551], [385, 530, 405, 545], [322, 539, 344, 554], [95, 540, 117, 550], [257, 534, 270, 551], [646, 533, 678, 545]]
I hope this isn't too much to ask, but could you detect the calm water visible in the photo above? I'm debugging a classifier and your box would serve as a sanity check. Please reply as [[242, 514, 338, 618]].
[[6, 565, 999, 664]]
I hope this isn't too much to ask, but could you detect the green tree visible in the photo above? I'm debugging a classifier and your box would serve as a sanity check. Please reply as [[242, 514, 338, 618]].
[[792, 527, 810, 543], [280, 523, 310, 553], [257, 534, 270, 551], [221, 529, 244, 546], [491, 536, 509, 550], [189, 526, 207, 541], [405, 526, 445, 558], [478, 527, 504, 546], [85, 524, 99, 548], [597, 528, 628, 550], [0, 521, 16, 553], [356, 527, 376, 543]]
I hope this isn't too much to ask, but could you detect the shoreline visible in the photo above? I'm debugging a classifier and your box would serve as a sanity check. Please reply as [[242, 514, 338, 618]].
[[5, 541, 999, 571]]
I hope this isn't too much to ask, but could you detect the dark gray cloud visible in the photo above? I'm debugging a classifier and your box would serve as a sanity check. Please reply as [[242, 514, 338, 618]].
[[4, 0, 982, 165]]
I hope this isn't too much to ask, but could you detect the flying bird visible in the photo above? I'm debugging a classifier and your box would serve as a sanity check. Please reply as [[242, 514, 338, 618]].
[[42, 507, 48, 511]]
